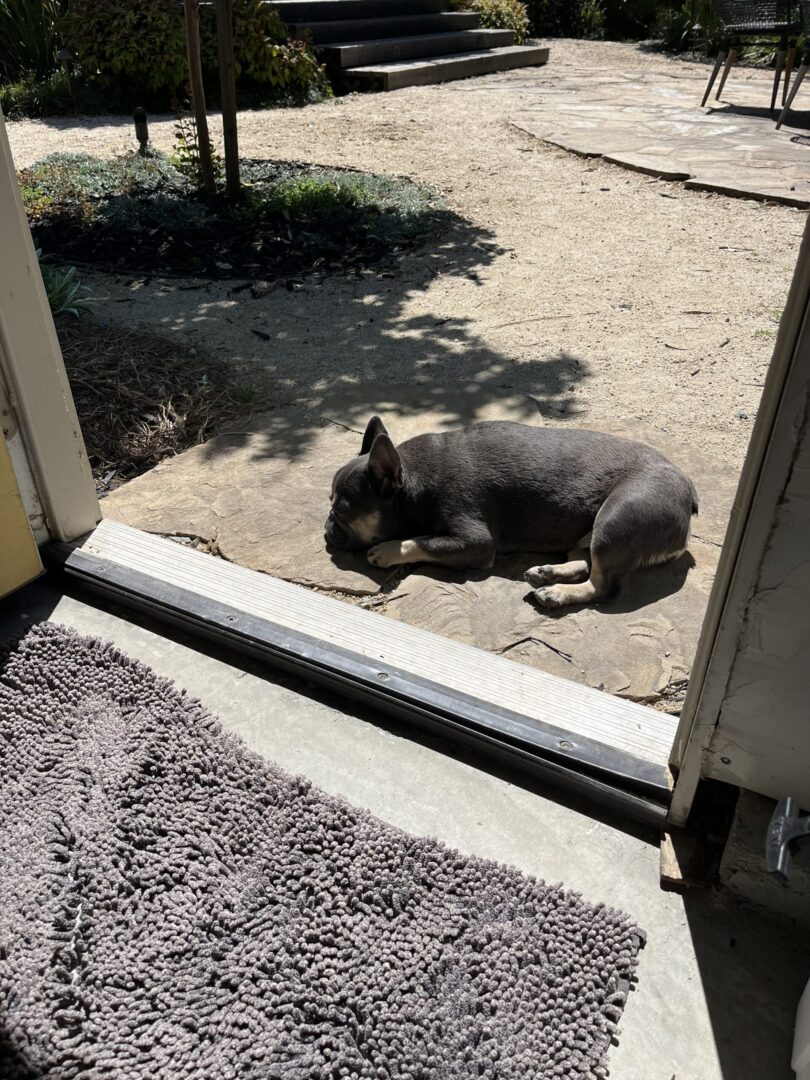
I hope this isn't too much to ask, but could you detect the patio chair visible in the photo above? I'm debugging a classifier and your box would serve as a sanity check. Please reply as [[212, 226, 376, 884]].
[[777, 0, 810, 126], [700, 1, 801, 111]]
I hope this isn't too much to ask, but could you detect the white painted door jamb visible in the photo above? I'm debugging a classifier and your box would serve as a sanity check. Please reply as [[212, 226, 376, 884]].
[[668, 214, 810, 826], [0, 107, 99, 543]]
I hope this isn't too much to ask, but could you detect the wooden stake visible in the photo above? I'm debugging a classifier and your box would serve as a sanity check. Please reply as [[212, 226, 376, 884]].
[[660, 829, 705, 892], [215, 0, 240, 198], [183, 0, 216, 194]]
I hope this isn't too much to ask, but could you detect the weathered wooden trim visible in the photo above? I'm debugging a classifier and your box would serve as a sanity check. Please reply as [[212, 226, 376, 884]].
[[0, 108, 99, 542], [668, 212, 810, 825]]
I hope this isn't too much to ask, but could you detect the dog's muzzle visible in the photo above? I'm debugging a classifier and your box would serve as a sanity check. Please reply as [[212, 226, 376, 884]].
[[324, 511, 349, 549], [325, 511, 368, 551]]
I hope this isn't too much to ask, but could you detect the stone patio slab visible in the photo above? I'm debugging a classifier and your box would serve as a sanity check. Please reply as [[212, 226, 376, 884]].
[[101, 387, 738, 707], [510, 60, 810, 206]]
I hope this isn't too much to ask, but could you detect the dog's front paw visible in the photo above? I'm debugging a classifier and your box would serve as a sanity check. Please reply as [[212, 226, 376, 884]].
[[368, 541, 404, 569], [531, 585, 568, 609], [524, 565, 556, 588]]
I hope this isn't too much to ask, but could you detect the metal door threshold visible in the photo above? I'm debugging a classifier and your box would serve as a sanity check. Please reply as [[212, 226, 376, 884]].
[[48, 520, 676, 827]]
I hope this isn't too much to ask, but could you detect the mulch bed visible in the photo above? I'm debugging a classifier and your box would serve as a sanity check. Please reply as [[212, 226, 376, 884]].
[[58, 319, 257, 495]]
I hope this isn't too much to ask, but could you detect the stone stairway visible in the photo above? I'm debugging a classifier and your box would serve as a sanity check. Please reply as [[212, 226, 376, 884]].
[[272, 0, 549, 91]]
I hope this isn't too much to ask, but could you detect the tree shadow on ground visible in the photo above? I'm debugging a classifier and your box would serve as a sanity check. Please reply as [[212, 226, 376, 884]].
[[143, 209, 594, 464]]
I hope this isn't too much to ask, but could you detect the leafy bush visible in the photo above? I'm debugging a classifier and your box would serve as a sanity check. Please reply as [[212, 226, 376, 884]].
[[601, 0, 661, 38], [19, 152, 185, 205], [576, 0, 605, 37], [525, 0, 699, 39], [36, 250, 93, 318], [171, 106, 224, 187], [1, 69, 75, 118], [246, 176, 358, 218], [0, 0, 66, 80], [452, 0, 530, 44], [60, 0, 328, 103]]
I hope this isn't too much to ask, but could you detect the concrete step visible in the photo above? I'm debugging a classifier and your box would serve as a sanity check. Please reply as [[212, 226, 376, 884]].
[[346, 43, 549, 90], [292, 11, 480, 44], [322, 28, 514, 68], [273, 0, 445, 22]]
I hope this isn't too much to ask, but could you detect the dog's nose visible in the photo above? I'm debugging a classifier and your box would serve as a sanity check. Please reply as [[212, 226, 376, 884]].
[[324, 513, 345, 548]]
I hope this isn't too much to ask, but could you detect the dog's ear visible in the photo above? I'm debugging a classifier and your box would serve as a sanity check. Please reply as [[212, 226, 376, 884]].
[[360, 416, 389, 456], [368, 433, 403, 500]]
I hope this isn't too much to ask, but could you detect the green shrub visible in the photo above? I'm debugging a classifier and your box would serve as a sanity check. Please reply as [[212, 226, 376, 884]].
[[525, 0, 695, 39], [19, 151, 185, 205], [576, 0, 605, 37], [654, 2, 722, 53], [36, 250, 93, 318], [0, 0, 66, 80], [60, 0, 328, 102], [1, 68, 75, 117], [452, 0, 530, 43], [600, 0, 660, 38], [246, 176, 358, 218]]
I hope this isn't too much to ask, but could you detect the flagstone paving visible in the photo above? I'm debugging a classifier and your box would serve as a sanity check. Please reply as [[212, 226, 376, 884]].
[[102, 390, 737, 710], [507, 46, 810, 206]]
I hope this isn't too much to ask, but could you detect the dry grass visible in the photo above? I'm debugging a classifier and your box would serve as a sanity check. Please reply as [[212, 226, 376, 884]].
[[58, 318, 259, 494]]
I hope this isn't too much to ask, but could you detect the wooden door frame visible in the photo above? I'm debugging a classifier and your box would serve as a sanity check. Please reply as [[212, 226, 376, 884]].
[[0, 107, 99, 543], [668, 213, 810, 825]]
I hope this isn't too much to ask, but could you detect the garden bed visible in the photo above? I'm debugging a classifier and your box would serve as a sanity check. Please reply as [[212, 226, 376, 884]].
[[58, 318, 260, 494], [20, 152, 451, 280]]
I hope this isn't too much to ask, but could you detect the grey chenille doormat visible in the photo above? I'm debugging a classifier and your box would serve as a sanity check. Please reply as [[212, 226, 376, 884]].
[[0, 623, 645, 1079]]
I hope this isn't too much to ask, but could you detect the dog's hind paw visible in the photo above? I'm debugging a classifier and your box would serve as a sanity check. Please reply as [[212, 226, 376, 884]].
[[524, 565, 556, 588]]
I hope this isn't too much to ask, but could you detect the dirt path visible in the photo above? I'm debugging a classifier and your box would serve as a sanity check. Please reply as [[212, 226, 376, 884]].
[[7, 39, 806, 468]]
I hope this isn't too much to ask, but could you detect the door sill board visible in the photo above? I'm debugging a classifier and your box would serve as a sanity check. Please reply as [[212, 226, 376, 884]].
[[48, 520, 676, 826]]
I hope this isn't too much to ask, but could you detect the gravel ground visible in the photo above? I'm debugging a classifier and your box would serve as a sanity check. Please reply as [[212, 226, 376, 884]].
[[7, 39, 806, 468]]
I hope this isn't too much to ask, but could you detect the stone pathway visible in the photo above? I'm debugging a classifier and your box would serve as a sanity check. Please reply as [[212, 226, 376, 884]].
[[509, 49, 810, 207], [102, 392, 738, 711]]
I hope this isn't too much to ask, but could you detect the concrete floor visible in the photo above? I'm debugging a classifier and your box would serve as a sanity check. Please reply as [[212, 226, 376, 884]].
[[2, 577, 808, 1080]]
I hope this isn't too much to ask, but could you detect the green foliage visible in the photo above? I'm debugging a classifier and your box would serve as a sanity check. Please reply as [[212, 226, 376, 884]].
[[22, 152, 446, 280], [577, 0, 605, 37], [245, 176, 358, 218], [0, 0, 66, 80], [601, 0, 661, 38], [35, 249, 93, 318], [654, 1, 721, 53], [451, 0, 530, 44], [60, 0, 187, 94], [525, 0, 706, 39], [19, 151, 185, 206], [1, 68, 73, 118], [239, 162, 444, 234], [171, 105, 224, 188], [60, 0, 329, 101]]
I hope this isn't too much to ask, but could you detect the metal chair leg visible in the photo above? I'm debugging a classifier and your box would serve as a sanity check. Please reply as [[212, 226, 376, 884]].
[[716, 47, 738, 100], [771, 36, 788, 111], [784, 41, 797, 105], [777, 58, 809, 129], [702, 47, 727, 107]]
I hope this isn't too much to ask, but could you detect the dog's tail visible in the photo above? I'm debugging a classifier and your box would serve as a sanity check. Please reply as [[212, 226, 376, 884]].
[[689, 480, 699, 517]]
